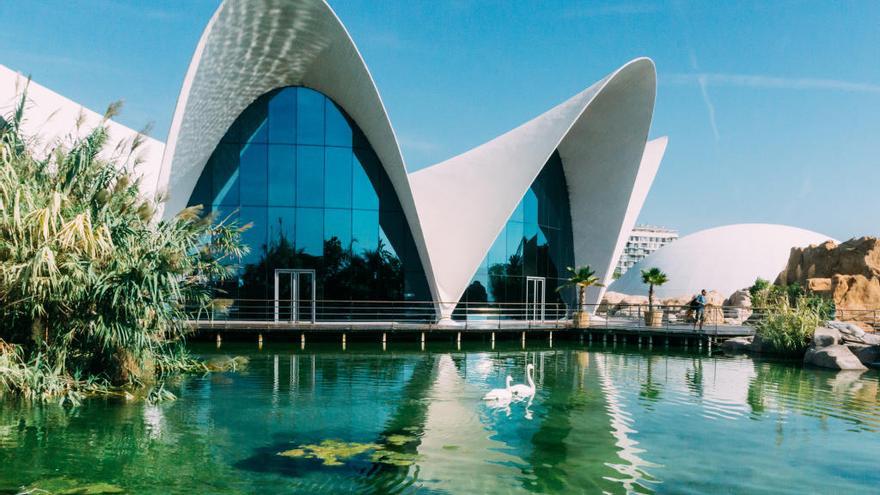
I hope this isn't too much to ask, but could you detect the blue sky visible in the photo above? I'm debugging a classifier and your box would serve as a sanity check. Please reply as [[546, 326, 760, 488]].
[[1, 0, 878, 240]]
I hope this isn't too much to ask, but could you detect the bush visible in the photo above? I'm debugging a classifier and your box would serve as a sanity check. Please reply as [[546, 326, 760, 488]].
[[0, 87, 244, 401], [755, 286, 834, 357]]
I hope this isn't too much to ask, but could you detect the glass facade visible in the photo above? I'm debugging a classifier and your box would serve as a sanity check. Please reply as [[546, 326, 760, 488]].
[[188, 86, 431, 308], [458, 151, 575, 312]]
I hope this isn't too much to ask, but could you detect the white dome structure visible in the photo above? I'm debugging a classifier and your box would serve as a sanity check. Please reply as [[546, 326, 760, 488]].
[[609, 224, 837, 299]]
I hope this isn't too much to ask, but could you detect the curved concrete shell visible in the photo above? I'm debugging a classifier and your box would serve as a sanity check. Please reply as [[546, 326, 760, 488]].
[[410, 59, 663, 317], [157, 0, 442, 302], [0, 64, 165, 194], [609, 223, 837, 299]]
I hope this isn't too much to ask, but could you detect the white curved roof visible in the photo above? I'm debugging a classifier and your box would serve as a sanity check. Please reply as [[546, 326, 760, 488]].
[[157, 0, 442, 302], [609, 223, 837, 299], [410, 59, 663, 315], [0, 64, 165, 196]]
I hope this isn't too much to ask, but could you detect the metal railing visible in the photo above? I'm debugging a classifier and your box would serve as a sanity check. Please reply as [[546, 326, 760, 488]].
[[184, 298, 880, 333]]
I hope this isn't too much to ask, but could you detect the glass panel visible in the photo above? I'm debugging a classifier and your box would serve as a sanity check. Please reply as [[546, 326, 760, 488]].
[[296, 208, 323, 257], [239, 143, 267, 206], [296, 146, 324, 207], [268, 145, 295, 207], [267, 207, 296, 248], [268, 88, 296, 144], [296, 87, 324, 146], [352, 149, 379, 210], [324, 147, 352, 208], [325, 99, 353, 147], [235, 97, 268, 144], [239, 207, 267, 267], [523, 189, 538, 225], [323, 208, 351, 250], [352, 209, 378, 254], [212, 143, 239, 207]]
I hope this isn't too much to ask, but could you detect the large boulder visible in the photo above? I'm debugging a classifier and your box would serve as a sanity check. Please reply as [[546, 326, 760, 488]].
[[601, 291, 627, 306], [812, 326, 842, 347], [724, 289, 753, 323], [776, 237, 880, 329], [720, 336, 753, 354], [804, 345, 868, 371], [846, 344, 880, 368]]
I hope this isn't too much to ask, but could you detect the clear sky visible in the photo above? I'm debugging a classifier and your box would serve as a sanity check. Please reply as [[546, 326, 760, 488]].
[[1, 0, 878, 240]]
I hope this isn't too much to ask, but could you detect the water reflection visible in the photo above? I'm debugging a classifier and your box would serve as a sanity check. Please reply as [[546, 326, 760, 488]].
[[1, 344, 879, 494]]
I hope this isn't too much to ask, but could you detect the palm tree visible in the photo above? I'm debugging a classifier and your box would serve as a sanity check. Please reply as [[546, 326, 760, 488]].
[[640, 267, 668, 312], [558, 265, 604, 316]]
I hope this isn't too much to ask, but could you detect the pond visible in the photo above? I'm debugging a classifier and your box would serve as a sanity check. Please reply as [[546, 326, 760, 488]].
[[2, 341, 879, 494]]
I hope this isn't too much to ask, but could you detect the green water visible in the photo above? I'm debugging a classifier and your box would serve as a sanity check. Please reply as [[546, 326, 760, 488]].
[[2, 342, 879, 494]]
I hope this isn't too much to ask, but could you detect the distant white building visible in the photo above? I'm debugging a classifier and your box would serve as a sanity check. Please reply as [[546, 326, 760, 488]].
[[616, 225, 678, 276]]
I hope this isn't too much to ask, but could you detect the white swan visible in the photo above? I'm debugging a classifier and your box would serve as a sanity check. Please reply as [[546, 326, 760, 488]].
[[483, 375, 513, 401], [510, 364, 535, 399]]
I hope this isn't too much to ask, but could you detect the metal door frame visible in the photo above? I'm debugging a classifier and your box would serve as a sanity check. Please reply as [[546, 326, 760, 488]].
[[525, 276, 546, 321], [274, 269, 316, 323]]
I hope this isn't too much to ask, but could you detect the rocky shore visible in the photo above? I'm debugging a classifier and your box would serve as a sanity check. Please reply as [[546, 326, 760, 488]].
[[721, 321, 880, 370]]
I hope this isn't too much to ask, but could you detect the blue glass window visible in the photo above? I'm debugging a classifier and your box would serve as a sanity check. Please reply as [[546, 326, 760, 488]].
[[459, 151, 574, 309], [187, 86, 430, 308], [296, 88, 324, 146], [325, 99, 353, 147], [239, 143, 267, 206], [296, 146, 324, 208], [296, 208, 323, 257], [268, 145, 295, 207], [268, 87, 296, 144], [324, 147, 352, 209]]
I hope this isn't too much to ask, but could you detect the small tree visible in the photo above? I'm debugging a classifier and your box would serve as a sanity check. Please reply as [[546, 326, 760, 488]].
[[558, 265, 604, 315], [640, 267, 668, 312]]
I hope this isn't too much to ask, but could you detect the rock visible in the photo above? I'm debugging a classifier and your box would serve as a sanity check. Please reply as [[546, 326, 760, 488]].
[[807, 277, 833, 294], [831, 275, 880, 323], [804, 344, 868, 371], [724, 290, 753, 323], [721, 336, 753, 354], [661, 295, 692, 307], [750, 334, 768, 353], [812, 327, 841, 347], [725, 290, 752, 308], [775, 237, 880, 329], [827, 320, 866, 339], [621, 295, 649, 306], [706, 290, 725, 306], [601, 291, 627, 306], [846, 344, 880, 367]]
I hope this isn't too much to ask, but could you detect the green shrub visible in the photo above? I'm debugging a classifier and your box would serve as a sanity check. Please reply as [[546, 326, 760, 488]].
[[755, 296, 822, 356], [0, 86, 244, 401]]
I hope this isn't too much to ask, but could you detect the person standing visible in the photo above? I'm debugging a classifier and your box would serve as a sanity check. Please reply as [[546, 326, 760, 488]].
[[691, 289, 707, 331]]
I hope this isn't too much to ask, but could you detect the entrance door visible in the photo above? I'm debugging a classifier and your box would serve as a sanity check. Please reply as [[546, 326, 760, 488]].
[[274, 269, 316, 323], [525, 276, 546, 321]]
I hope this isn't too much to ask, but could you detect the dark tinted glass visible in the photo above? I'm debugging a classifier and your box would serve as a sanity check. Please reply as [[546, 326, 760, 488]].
[[268, 145, 295, 206], [296, 207, 323, 256], [296, 87, 324, 145], [352, 209, 378, 254], [460, 150, 573, 308], [239, 143, 267, 206], [296, 146, 324, 207], [352, 151, 379, 210], [325, 99, 353, 147], [186, 86, 431, 307], [324, 147, 352, 208], [211, 143, 239, 206], [324, 208, 351, 249], [268, 88, 296, 144]]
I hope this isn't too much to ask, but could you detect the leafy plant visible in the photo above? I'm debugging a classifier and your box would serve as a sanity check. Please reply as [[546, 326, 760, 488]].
[[557, 265, 603, 314], [0, 85, 244, 400], [640, 267, 668, 311], [754, 292, 822, 356]]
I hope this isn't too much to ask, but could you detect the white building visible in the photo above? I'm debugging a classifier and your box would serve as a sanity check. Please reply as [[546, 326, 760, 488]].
[[615, 225, 678, 276], [1, 0, 668, 322], [608, 224, 836, 299]]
